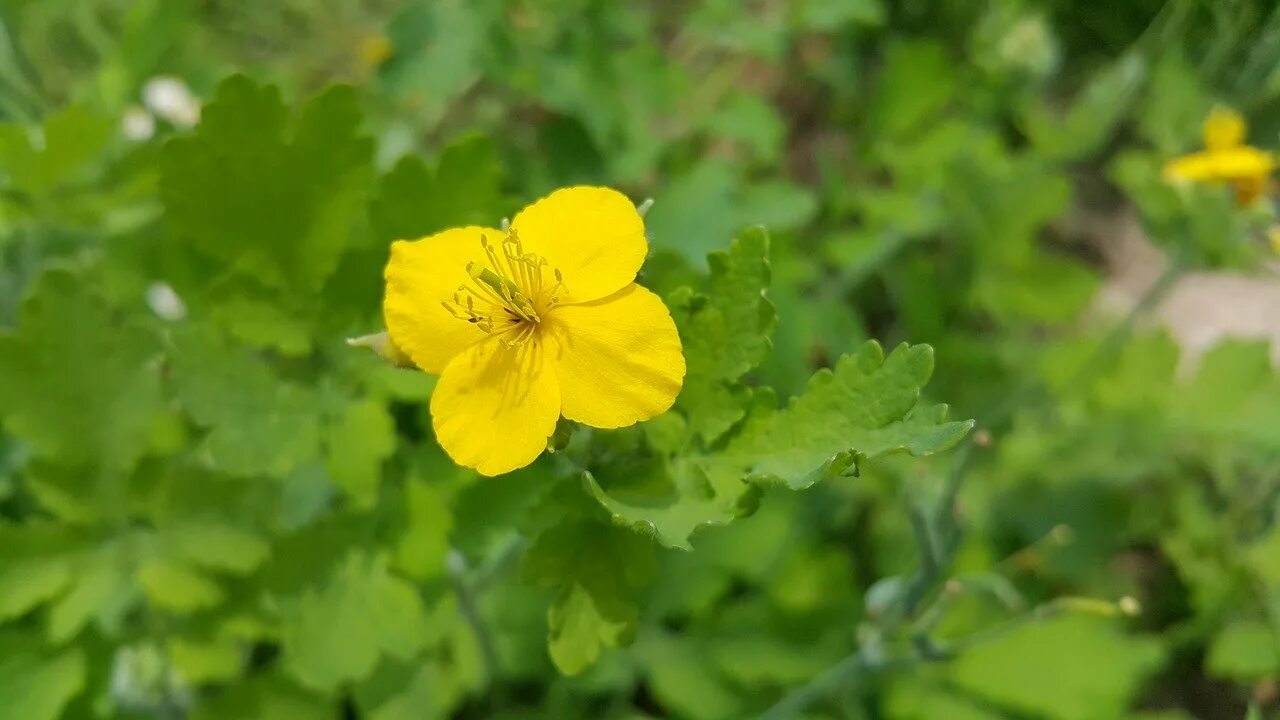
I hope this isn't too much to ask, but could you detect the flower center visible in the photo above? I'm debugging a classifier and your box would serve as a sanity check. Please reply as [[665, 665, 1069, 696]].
[[440, 230, 564, 347]]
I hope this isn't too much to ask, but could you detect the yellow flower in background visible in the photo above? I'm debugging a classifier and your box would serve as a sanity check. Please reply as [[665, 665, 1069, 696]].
[[358, 34, 394, 71], [383, 186, 685, 476], [1163, 107, 1275, 207]]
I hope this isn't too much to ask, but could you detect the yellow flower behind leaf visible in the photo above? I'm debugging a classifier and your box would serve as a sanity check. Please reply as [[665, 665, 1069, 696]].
[[383, 186, 686, 476], [358, 34, 394, 71], [1163, 107, 1276, 207]]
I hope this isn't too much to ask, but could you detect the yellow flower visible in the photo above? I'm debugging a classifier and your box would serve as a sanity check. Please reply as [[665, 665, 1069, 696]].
[[1163, 107, 1275, 207], [358, 34, 394, 70], [383, 186, 686, 476]]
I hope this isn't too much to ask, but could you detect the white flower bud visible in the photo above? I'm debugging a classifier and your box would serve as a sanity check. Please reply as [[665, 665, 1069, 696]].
[[146, 282, 186, 321], [121, 106, 155, 141], [347, 331, 415, 368], [143, 76, 201, 128]]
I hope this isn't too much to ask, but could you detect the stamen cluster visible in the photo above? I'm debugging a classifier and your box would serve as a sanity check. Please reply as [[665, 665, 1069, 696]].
[[440, 231, 564, 348]]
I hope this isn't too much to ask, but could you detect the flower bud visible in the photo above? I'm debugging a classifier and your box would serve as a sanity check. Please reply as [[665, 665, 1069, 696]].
[[347, 331, 415, 368]]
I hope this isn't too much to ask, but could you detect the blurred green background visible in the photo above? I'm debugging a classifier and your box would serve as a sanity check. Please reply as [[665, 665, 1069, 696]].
[[4, 0, 1280, 718]]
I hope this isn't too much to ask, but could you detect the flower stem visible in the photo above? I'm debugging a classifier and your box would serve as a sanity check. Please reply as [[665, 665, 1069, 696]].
[[447, 549, 503, 690]]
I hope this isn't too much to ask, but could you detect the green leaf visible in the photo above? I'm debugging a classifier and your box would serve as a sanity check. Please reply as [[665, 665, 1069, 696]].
[[1170, 341, 1280, 449], [948, 614, 1164, 720], [46, 544, 130, 644], [0, 269, 162, 471], [1206, 620, 1280, 681], [0, 631, 85, 720], [1022, 53, 1146, 161], [324, 399, 396, 509], [672, 227, 776, 442], [1137, 50, 1210, 153], [136, 556, 225, 612], [522, 520, 657, 674], [588, 342, 969, 550], [703, 92, 784, 163], [160, 75, 374, 292], [395, 480, 453, 581], [869, 40, 956, 141], [738, 181, 818, 232], [646, 160, 741, 264], [709, 634, 838, 686], [169, 326, 321, 477], [726, 341, 972, 489], [633, 632, 743, 720], [382, 0, 488, 124], [189, 674, 335, 720], [355, 659, 467, 720], [886, 679, 1003, 720], [0, 105, 112, 197], [370, 134, 507, 243], [168, 633, 245, 684], [168, 520, 271, 575], [282, 552, 429, 691], [973, 253, 1099, 324], [583, 453, 762, 552], [797, 0, 885, 29], [0, 524, 72, 621], [211, 296, 314, 357], [451, 469, 553, 558]]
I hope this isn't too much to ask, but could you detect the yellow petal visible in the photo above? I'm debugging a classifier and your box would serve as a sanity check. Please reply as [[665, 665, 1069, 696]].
[[384, 226, 503, 374], [545, 284, 684, 429], [430, 334, 560, 476], [1203, 107, 1246, 151], [1163, 148, 1274, 184], [510, 186, 647, 304]]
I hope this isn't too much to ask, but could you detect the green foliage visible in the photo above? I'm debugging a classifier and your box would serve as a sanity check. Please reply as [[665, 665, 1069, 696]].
[[3, 1, 1280, 719], [947, 615, 1165, 720], [523, 520, 657, 675], [673, 226, 776, 442], [0, 631, 85, 720], [0, 106, 112, 199], [169, 326, 322, 477], [728, 342, 970, 490], [160, 75, 374, 294], [0, 270, 161, 471], [281, 552, 429, 691], [370, 135, 509, 243]]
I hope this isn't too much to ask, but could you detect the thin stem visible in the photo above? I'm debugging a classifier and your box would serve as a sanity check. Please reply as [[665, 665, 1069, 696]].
[[901, 502, 941, 617], [447, 549, 502, 690], [473, 534, 529, 594], [940, 596, 1132, 656], [756, 650, 912, 720]]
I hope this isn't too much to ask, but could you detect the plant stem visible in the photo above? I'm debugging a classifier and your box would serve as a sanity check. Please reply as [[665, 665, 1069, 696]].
[[447, 549, 503, 690], [756, 650, 914, 720], [902, 502, 941, 617]]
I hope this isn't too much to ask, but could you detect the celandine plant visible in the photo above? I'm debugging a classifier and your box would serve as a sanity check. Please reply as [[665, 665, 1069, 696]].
[[0, 71, 976, 719], [362, 182, 977, 675]]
